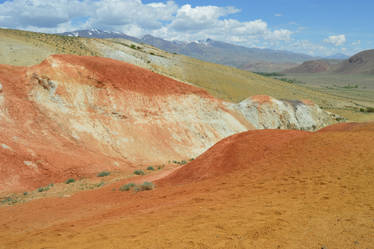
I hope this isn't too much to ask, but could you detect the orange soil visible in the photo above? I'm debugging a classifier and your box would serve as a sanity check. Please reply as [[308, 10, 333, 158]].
[[0, 122, 373, 249]]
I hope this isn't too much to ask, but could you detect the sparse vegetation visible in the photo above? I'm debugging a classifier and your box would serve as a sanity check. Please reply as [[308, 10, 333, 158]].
[[255, 72, 285, 77], [65, 178, 76, 184], [342, 84, 359, 89], [37, 183, 54, 192], [173, 160, 188, 165], [1, 196, 18, 205], [119, 182, 154, 192], [147, 166, 155, 171], [134, 170, 145, 175], [95, 181, 105, 188], [367, 107, 374, 113], [119, 182, 136, 191], [97, 171, 111, 177], [359, 107, 374, 113], [136, 182, 155, 191]]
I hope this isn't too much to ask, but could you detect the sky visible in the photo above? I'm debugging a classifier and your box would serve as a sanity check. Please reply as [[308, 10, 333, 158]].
[[0, 0, 372, 56]]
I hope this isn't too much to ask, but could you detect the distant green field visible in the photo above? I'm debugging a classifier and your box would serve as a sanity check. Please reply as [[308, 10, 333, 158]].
[[284, 73, 374, 89]]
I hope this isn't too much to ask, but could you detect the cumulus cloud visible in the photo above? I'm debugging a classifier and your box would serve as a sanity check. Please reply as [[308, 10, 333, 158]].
[[0, 0, 294, 45], [324, 34, 346, 46]]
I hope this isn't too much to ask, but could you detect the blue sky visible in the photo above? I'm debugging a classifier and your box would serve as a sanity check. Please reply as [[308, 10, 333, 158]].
[[0, 0, 372, 56]]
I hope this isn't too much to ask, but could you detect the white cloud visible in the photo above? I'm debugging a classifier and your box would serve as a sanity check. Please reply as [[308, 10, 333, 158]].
[[352, 40, 361, 46], [2, 0, 357, 56], [0, 0, 293, 44], [324, 34, 346, 46]]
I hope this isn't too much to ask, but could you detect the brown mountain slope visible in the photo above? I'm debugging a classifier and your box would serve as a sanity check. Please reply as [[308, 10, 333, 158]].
[[0, 122, 373, 248], [335, 49, 374, 74], [283, 60, 332, 73]]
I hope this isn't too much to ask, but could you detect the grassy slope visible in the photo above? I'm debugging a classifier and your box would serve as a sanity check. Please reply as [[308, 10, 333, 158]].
[[0, 28, 372, 122]]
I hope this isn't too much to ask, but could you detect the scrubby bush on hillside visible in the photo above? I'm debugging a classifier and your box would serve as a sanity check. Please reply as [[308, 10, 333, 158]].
[[38, 183, 54, 192], [65, 178, 75, 184], [97, 171, 111, 177], [134, 182, 155, 192], [367, 107, 374, 113], [119, 182, 155, 192], [147, 166, 155, 171], [119, 183, 136, 191], [134, 170, 145, 175]]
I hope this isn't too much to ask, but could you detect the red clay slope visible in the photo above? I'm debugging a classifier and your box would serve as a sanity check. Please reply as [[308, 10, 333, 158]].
[[160, 129, 310, 184], [0, 122, 373, 248], [162, 122, 374, 186]]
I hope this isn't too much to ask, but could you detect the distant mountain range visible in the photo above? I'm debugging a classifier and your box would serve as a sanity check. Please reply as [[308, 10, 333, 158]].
[[57, 29, 317, 72], [324, 53, 350, 60], [284, 50, 374, 74]]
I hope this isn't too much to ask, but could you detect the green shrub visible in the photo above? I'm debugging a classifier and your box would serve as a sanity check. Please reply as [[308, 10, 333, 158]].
[[97, 171, 111, 177], [130, 44, 136, 49], [254, 72, 285, 77], [367, 107, 374, 113], [360, 108, 366, 112], [140, 182, 155, 191], [65, 178, 75, 184], [134, 170, 145, 175], [95, 181, 105, 188], [23, 192, 28, 196], [147, 166, 155, 171], [37, 183, 53, 193], [120, 182, 155, 192], [134, 182, 155, 192], [119, 182, 136, 191]]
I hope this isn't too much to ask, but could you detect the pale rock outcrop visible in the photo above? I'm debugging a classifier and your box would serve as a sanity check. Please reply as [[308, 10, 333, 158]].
[[228, 95, 334, 131]]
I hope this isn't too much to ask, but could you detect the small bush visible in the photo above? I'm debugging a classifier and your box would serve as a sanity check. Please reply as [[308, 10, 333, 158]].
[[130, 44, 136, 49], [37, 183, 53, 193], [23, 192, 28, 196], [360, 108, 366, 112], [173, 160, 188, 165], [367, 107, 374, 113], [120, 182, 154, 192], [1, 196, 17, 205], [147, 166, 155, 171], [97, 171, 111, 177], [140, 182, 155, 191], [95, 181, 105, 188], [119, 182, 136, 191], [134, 170, 145, 175], [65, 178, 75, 184]]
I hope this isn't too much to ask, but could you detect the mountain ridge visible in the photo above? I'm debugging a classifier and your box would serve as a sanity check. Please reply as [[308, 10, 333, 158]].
[[57, 29, 315, 71]]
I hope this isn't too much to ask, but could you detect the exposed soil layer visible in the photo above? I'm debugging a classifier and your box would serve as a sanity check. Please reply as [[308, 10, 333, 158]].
[[0, 54, 335, 193], [0, 122, 373, 249]]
